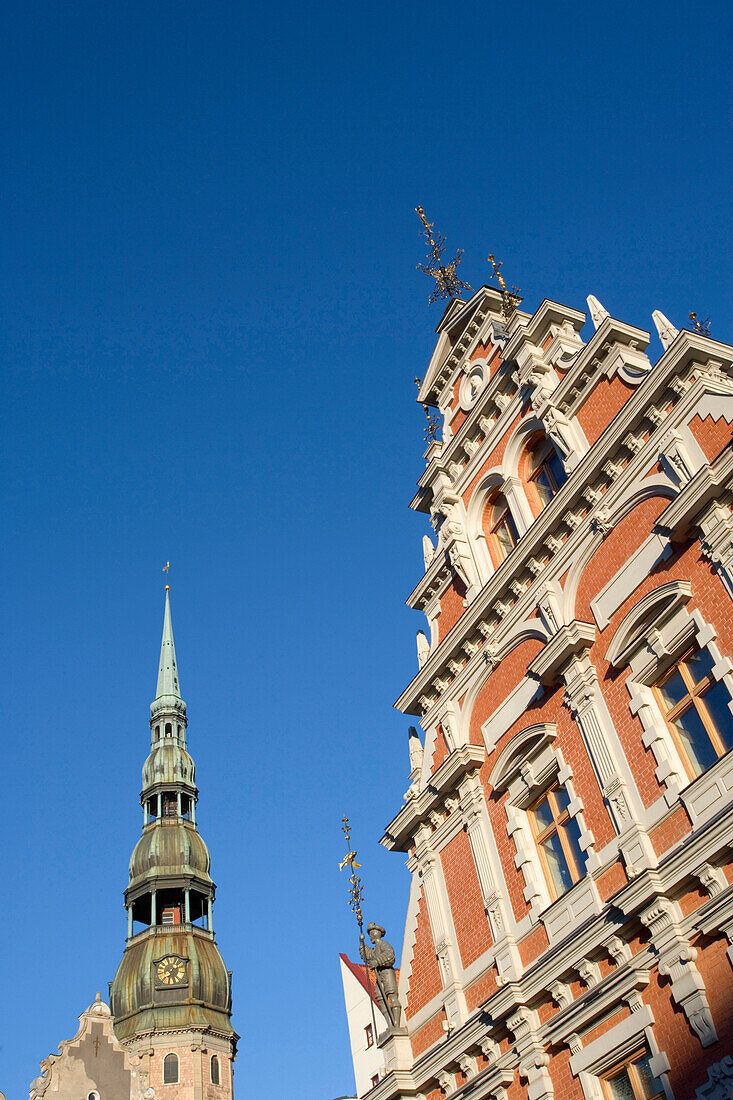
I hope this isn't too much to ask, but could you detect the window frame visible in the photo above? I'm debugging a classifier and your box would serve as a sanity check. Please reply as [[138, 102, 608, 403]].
[[526, 436, 567, 509], [364, 1022, 374, 1049], [486, 493, 519, 562], [609, 595, 733, 809], [529, 784, 584, 900], [654, 646, 732, 779], [600, 1047, 664, 1100], [210, 1054, 220, 1085]]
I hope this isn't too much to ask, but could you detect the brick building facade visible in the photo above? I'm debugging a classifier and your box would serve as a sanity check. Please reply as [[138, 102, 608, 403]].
[[348, 286, 733, 1100]]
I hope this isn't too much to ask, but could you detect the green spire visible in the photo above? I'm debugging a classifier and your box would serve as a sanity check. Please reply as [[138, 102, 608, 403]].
[[155, 587, 181, 701]]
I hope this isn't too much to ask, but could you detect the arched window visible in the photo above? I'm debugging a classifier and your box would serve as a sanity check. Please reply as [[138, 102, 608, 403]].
[[163, 1053, 179, 1084], [485, 493, 519, 563], [211, 1055, 221, 1085], [165, 722, 172, 737], [526, 436, 567, 508]]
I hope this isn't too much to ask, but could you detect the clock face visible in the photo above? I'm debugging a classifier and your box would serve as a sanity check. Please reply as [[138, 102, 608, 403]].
[[156, 955, 187, 986]]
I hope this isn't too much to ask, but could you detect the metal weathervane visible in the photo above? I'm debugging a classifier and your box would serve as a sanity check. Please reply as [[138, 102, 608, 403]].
[[689, 312, 712, 337], [487, 254, 523, 319], [415, 206, 472, 305], [340, 814, 378, 1035]]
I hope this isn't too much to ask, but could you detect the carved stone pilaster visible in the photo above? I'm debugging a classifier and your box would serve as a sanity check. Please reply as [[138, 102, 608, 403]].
[[507, 1007, 554, 1100], [640, 897, 717, 1047], [698, 502, 733, 599]]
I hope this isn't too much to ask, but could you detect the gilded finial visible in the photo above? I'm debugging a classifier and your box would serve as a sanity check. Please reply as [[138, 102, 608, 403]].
[[415, 207, 472, 305], [487, 254, 523, 319], [414, 376, 440, 441], [689, 312, 712, 337], [163, 561, 170, 591]]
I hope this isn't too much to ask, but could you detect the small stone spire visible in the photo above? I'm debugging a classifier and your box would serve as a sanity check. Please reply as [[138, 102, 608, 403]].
[[652, 309, 679, 349], [408, 726, 424, 777], [587, 295, 609, 330], [155, 587, 181, 701]]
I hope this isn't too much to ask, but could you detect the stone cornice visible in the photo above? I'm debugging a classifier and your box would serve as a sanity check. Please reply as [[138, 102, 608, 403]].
[[397, 334, 733, 717], [656, 446, 733, 538], [527, 621, 596, 683], [382, 744, 486, 852]]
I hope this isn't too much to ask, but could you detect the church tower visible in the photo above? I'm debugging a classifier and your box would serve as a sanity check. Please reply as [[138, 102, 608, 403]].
[[110, 588, 237, 1097]]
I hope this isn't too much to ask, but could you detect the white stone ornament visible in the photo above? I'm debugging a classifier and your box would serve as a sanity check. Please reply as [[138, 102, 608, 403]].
[[416, 631, 430, 668], [587, 294, 609, 330], [422, 534, 436, 569], [652, 309, 679, 349]]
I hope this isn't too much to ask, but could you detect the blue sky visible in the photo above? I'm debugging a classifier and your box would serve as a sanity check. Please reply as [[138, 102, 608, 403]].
[[1, 1, 731, 1097]]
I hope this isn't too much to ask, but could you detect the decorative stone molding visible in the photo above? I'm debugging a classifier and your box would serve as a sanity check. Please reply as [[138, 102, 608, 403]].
[[576, 960, 601, 988], [698, 501, 733, 599], [506, 1007, 554, 1100], [695, 1057, 733, 1100], [640, 897, 717, 1047], [549, 980, 572, 1008], [694, 862, 728, 898]]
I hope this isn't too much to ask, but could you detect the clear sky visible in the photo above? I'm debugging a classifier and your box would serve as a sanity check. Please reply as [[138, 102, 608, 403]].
[[1, 1, 731, 1097]]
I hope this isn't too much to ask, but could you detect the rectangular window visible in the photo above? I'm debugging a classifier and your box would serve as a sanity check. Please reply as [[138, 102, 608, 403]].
[[529, 785, 585, 899], [601, 1049, 664, 1100], [364, 1022, 374, 1048], [371, 1075, 380, 1088], [655, 646, 733, 778]]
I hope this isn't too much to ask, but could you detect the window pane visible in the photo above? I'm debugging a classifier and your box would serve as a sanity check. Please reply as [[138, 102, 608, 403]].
[[534, 469, 555, 505], [634, 1052, 664, 1098], [700, 680, 733, 750], [561, 815, 585, 879], [672, 706, 719, 775], [552, 786, 571, 814], [547, 450, 567, 491], [605, 1068, 635, 1100], [541, 831, 574, 895], [495, 519, 515, 556], [532, 796, 554, 832], [658, 669, 688, 711], [685, 646, 715, 685]]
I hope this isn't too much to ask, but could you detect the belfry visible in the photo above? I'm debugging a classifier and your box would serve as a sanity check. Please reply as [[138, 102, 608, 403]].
[[30, 589, 237, 1099], [110, 586, 237, 1091]]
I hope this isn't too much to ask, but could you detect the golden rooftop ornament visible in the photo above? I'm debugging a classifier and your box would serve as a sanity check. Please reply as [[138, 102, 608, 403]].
[[487, 253, 523, 319], [340, 814, 378, 1034], [689, 312, 712, 336], [416, 206, 472, 305], [414, 377, 440, 441]]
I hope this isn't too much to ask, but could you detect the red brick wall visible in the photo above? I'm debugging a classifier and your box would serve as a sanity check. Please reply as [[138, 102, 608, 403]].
[[575, 373, 636, 445], [404, 889, 442, 1018], [440, 829, 492, 968], [688, 413, 733, 462]]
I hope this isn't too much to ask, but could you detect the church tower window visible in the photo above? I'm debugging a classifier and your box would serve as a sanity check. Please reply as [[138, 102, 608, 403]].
[[211, 1055, 220, 1085], [163, 1053, 179, 1084]]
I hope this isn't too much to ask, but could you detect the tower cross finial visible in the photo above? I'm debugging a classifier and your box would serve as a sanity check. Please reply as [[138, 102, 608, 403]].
[[415, 206, 472, 305]]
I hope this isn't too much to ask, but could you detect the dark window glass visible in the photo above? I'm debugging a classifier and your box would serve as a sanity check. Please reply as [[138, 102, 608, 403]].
[[163, 1053, 179, 1084], [211, 1055, 220, 1085]]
